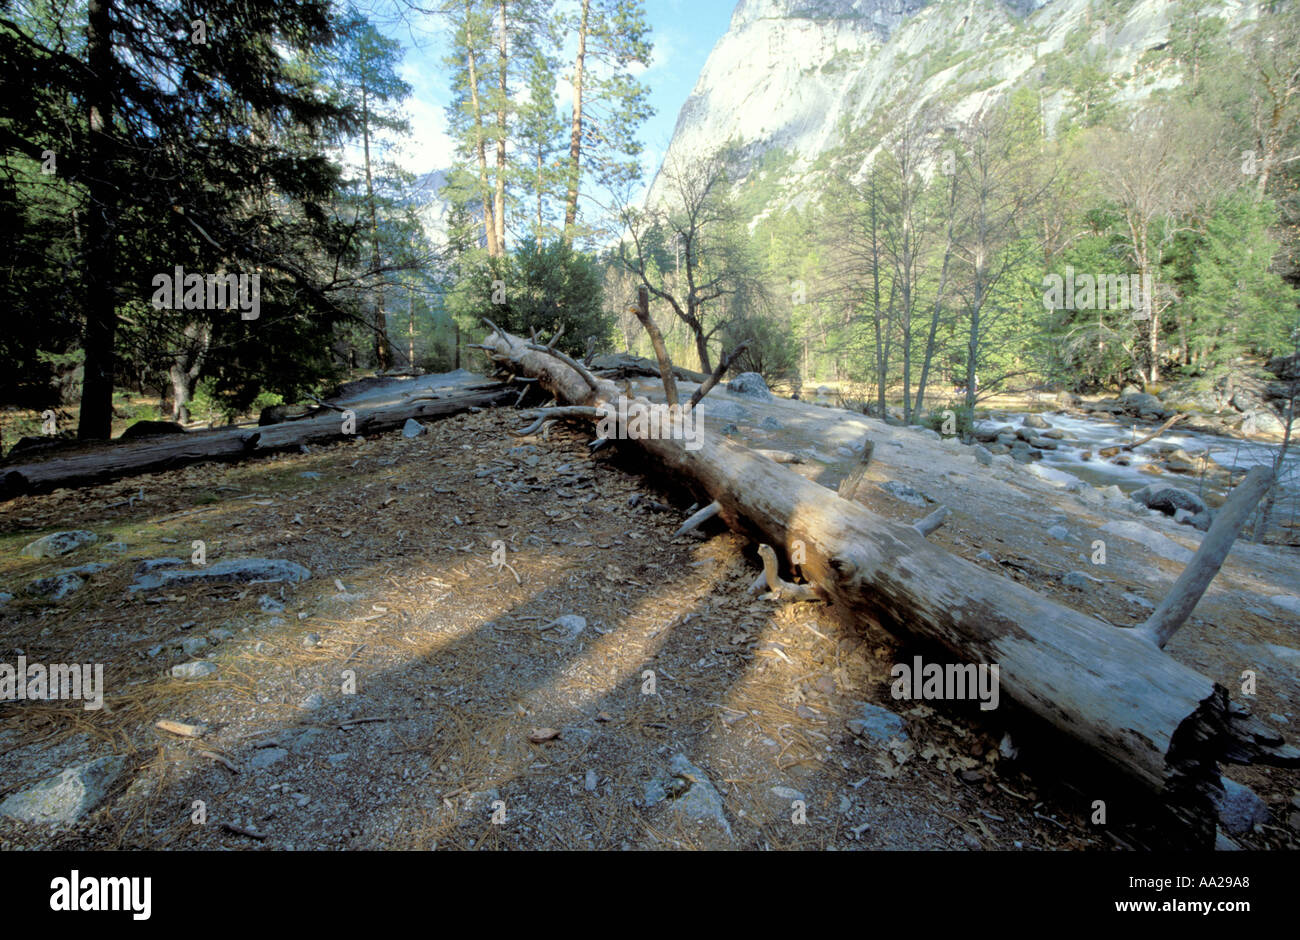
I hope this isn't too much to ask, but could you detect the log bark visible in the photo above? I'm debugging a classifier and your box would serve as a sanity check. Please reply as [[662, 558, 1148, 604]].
[[481, 326, 1295, 845], [1, 386, 511, 499], [587, 353, 711, 385]]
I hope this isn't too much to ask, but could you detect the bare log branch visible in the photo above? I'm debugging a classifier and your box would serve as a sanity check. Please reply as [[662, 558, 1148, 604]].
[[513, 405, 602, 437], [1118, 413, 1189, 451], [686, 341, 750, 411], [756, 544, 819, 602], [912, 506, 951, 537], [631, 286, 679, 407], [674, 500, 721, 537], [524, 343, 601, 393], [1136, 464, 1275, 648], [837, 438, 875, 501]]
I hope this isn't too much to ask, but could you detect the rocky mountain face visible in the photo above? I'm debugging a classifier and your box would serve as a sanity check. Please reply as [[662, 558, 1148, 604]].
[[647, 0, 1261, 206], [411, 168, 451, 246]]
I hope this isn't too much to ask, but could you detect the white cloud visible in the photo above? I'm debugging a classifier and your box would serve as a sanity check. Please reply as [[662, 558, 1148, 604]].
[[393, 94, 457, 174]]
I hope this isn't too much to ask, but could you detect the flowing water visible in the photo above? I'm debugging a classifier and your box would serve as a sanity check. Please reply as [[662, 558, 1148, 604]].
[[977, 410, 1300, 509]]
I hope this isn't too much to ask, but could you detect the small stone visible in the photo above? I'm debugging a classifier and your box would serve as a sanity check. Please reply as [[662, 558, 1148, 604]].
[[1061, 571, 1097, 589], [259, 595, 286, 613], [179, 636, 208, 656], [299, 471, 321, 480], [1047, 525, 1070, 541], [248, 747, 289, 770], [540, 614, 586, 642], [171, 661, 218, 679], [209, 628, 235, 642], [301, 632, 322, 648], [845, 703, 908, 744], [584, 770, 598, 792], [976, 551, 996, 562], [300, 693, 324, 711], [878, 481, 929, 507], [402, 418, 426, 438]]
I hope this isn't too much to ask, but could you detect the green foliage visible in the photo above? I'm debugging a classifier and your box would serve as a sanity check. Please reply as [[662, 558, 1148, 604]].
[[719, 307, 800, 388], [920, 406, 974, 437], [449, 240, 612, 358]]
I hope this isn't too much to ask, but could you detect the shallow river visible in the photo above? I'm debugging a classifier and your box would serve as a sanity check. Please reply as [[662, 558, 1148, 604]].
[[977, 410, 1299, 499]]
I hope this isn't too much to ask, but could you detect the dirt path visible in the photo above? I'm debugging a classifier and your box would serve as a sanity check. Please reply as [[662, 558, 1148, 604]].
[[0, 399, 1296, 849]]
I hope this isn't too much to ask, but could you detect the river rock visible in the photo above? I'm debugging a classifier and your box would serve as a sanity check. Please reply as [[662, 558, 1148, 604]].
[[1162, 448, 1201, 473], [975, 425, 1014, 443], [1122, 391, 1164, 416], [1130, 485, 1207, 517], [1022, 414, 1051, 429], [1010, 441, 1041, 463]]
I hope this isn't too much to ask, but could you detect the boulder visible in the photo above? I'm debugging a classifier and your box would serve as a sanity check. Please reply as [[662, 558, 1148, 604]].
[[726, 372, 772, 400], [1121, 391, 1164, 416], [20, 531, 98, 559], [1022, 414, 1051, 429], [0, 755, 126, 825], [1212, 778, 1270, 835], [1162, 448, 1201, 474], [130, 557, 311, 592]]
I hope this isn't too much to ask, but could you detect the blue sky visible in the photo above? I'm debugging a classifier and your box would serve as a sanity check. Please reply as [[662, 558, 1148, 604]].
[[364, 0, 737, 196]]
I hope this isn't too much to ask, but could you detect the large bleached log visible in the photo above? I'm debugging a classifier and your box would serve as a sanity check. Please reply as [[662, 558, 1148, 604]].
[[483, 326, 1296, 846], [1, 385, 511, 499]]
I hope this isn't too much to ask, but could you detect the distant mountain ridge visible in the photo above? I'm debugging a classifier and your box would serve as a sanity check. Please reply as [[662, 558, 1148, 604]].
[[647, 0, 1262, 207]]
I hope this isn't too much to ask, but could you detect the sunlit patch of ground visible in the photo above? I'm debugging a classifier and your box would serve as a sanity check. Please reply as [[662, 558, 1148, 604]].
[[0, 407, 1294, 850]]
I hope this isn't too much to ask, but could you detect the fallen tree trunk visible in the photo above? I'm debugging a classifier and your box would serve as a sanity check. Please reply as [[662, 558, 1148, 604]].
[[587, 352, 711, 385], [1, 385, 511, 499], [483, 326, 1295, 846]]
